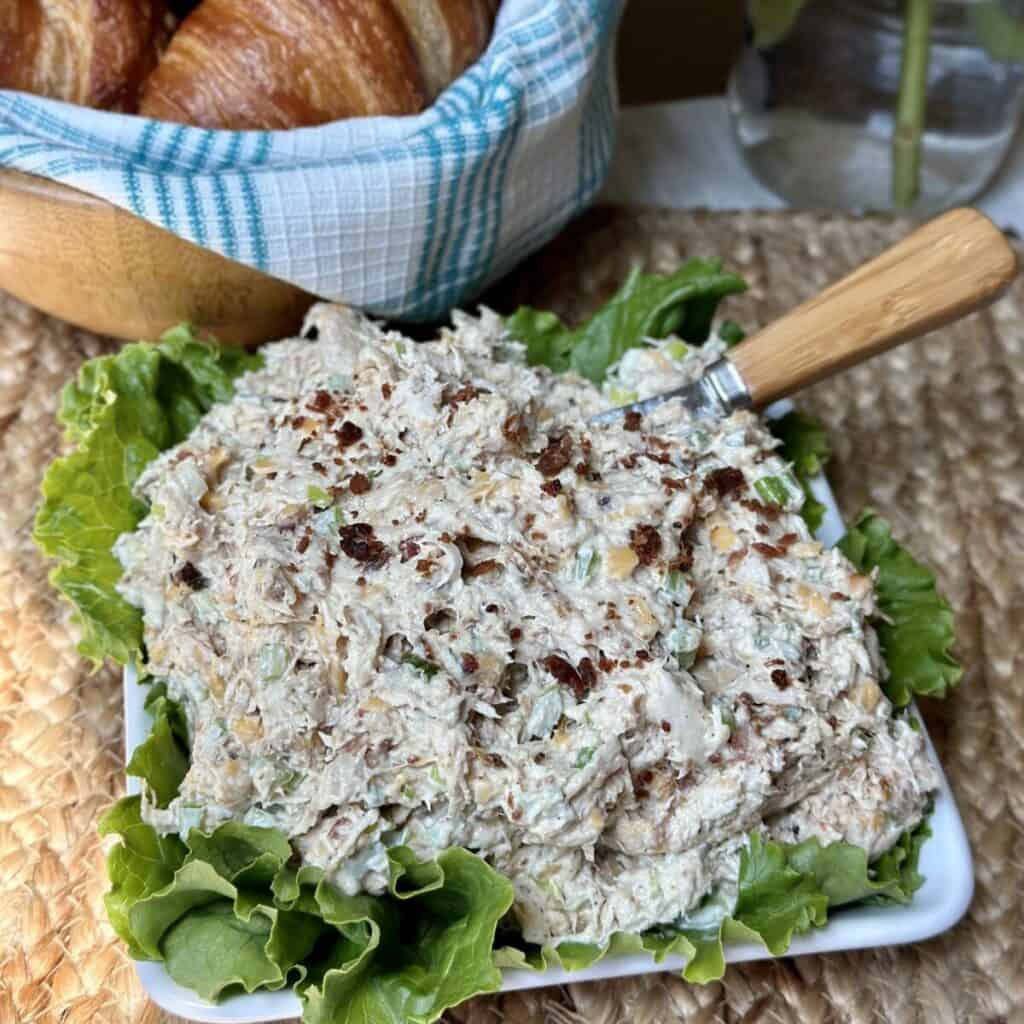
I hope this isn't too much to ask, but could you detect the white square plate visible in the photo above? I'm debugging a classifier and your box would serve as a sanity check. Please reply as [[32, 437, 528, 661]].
[[121, 404, 973, 1022]]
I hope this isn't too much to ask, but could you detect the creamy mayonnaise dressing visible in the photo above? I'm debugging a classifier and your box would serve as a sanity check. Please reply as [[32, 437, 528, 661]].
[[115, 304, 937, 946]]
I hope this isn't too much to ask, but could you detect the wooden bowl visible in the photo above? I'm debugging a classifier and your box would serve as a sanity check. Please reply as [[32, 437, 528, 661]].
[[0, 168, 317, 345]]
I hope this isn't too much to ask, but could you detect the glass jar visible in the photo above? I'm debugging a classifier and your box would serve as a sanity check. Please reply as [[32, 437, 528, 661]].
[[728, 0, 1024, 213]]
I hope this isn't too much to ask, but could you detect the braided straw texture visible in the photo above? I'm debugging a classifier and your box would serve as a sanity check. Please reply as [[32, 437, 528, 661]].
[[1, 209, 1021, 1024]]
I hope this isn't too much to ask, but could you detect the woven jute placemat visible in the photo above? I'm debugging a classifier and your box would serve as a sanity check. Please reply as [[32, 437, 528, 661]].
[[1, 208, 1021, 1024]]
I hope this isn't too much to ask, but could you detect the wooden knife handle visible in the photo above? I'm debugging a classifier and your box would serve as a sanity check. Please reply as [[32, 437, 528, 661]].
[[728, 208, 1018, 408]]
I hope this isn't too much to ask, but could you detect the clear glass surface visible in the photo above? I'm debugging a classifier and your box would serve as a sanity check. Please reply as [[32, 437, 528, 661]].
[[729, 0, 1024, 213]]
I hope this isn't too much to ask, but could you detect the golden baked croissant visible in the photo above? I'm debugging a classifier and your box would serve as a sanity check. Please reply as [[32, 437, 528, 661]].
[[138, 0, 499, 130], [0, 0, 172, 111]]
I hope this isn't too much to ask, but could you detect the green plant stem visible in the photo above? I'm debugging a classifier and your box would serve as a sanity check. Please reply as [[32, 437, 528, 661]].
[[892, 0, 934, 208]]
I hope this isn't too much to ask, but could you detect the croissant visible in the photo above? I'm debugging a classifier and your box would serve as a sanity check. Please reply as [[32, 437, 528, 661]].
[[0, 0, 172, 111], [390, 0, 500, 100], [138, 0, 498, 130]]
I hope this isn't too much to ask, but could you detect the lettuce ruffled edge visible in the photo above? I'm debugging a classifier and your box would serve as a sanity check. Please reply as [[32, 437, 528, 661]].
[[30, 285, 958, 1021]]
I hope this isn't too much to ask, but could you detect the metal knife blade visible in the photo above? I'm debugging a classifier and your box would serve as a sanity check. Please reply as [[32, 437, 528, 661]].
[[588, 357, 752, 425]]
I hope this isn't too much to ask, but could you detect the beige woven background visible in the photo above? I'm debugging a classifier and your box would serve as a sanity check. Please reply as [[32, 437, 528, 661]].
[[1, 209, 1021, 1024]]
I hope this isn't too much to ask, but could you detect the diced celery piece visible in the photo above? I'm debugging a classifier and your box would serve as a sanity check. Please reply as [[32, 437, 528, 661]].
[[754, 475, 792, 506], [403, 654, 439, 678], [668, 621, 702, 670], [575, 746, 595, 769], [572, 546, 598, 582], [608, 386, 638, 405], [664, 339, 689, 361], [665, 570, 692, 604], [307, 484, 333, 508], [259, 643, 288, 681]]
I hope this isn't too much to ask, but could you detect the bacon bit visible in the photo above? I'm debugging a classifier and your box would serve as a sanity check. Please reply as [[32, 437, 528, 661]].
[[382, 453, 397, 466], [629, 524, 662, 565], [574, 461, 588, 476], [444, 384, 489, 406], [540, 479, 563, 497], [755, 523, 770, 535], [753, 542, 785, 558], [356, 576, 367, 586], [741, 498, 781, 521], [639, 770, 654, 785], [771, 669, 791, 690], [461, 653, 479, 674], [510, 627, 522, 641], [349, 473, 371, 495], [598, 656, 615, 672], [457, 533, 489, 553], [542, 655, 591, 701], [415, 559, 434, 574], [669, 541, 694, 573], [579, 657, 598, 688], [705, 467, 746, 498], [381, 382, 393, 400], [415, 510, 427, 523], [308, 389, 333, 413], [623, 410, 643, 432], [339, 523, 389, 568], [827, 714, 839, 730], [336, 421, 364, 447], [636, 649, 652, 662], [661, 720, 672, 733], [308, 461, 327, 476], [502, 413, 528, 446], [536, 434, 573, 477], [172, 561, 207, 591], [605, 604, 620, 621], [298, 438, 311, 453], [830, 591, 847, 601], [523, 512, 536, 531], [399, 539, 421, 563], [779, 532, 799, 548], [708, 752, 723, 765], [325, 551, 337, 571], [296, 532, 311, 555], [620, 453, 639, 470], [464, 559, 503, 578], [661, 476, 688, 492]]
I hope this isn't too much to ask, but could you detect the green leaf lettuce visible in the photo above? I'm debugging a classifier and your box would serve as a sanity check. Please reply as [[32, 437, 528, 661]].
[[771, 409, 832, 532], [506, 260, 746, 383], [100, 800, 514, 1022], [33, 326, 260, 665], [839, 510, 962, 705]]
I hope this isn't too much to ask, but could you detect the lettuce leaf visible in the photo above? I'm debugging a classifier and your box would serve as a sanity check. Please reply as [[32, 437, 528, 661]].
[[100, 802, 513, 1021], [495, 824, 931, 986], [838, 511, 962, 705], [40, 307, 946, 1017], [125, 680, 189, 808], [505, 260, 746, 383], [33, 326, 260, 665], [771, 409, 831, 532]]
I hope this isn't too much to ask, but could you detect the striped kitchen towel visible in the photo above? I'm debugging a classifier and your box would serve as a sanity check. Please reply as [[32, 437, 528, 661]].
[[0, 0, 622, 321]]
